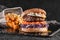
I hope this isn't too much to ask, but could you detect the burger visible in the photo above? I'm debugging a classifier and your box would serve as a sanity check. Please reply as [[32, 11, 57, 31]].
[[20, 8, 49, 35]]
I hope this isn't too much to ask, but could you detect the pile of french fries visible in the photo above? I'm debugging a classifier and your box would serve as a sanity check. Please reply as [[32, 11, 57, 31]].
[[5, 13, 21, 31]]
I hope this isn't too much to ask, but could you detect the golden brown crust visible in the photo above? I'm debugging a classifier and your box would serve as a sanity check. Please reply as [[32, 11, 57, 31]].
[[22, 8, 46, 17], [21, 27, 48, 33], [5, 13, 21, 30]]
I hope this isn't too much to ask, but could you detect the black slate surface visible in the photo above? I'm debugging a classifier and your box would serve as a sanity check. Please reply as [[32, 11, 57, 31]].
[[0, 32, 60, 40]]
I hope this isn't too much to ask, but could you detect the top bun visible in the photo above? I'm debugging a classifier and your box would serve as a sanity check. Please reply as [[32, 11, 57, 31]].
[[21, 8, 46, 17]]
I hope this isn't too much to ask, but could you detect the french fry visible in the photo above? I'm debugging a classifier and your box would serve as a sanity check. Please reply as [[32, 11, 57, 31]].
[[5, 13, 21, 31]]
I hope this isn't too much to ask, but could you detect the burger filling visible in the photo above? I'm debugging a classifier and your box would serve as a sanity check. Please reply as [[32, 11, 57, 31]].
[[20, 24, 49, 28], [23, 12, 46, 22]]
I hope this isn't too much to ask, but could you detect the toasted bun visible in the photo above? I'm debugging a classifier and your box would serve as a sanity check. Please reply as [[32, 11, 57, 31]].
[[21, 8, 46, 17]]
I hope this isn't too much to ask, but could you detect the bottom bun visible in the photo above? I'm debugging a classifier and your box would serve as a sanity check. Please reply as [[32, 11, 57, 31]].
[[20, 27, 48, 33]]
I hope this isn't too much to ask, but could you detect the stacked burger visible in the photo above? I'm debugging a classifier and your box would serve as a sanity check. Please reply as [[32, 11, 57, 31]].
[[20, 8, 49, 35]]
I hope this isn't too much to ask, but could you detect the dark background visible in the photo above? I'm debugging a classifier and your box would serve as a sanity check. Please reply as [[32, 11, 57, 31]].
[[0, 0, 60, 21], [0, 0, 60, 40]]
